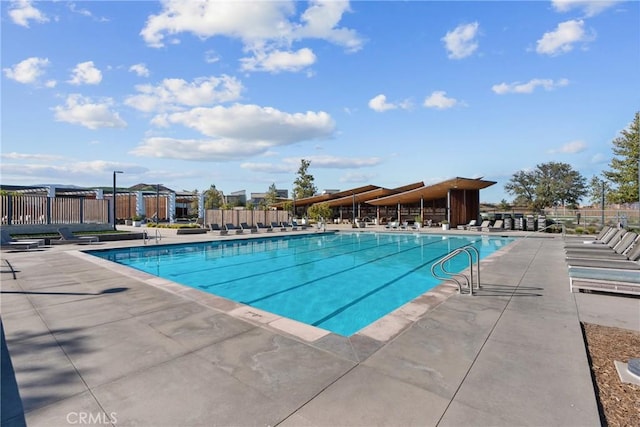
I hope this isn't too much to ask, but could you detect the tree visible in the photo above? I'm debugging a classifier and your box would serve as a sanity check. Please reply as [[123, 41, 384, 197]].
[[536, 162, 586, 208], [307, 202, 332, 222], [264, 183, 280, 207], [497, 199, 511, 211], [603, 112, 639, 204], [505, 162, 587, 210], [293, 159, 317, 199], [504, 170, 537, 208], [588, 176, 612, 207], [203, 185, 223, 209], [190, 189, 200, 216]]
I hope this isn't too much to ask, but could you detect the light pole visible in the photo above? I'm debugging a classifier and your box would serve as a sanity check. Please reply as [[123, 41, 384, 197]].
[[112, 170, 123, 230], [156, 184, 161, 224], [352, 191, 356, 226], [601, 179, 605, 228]]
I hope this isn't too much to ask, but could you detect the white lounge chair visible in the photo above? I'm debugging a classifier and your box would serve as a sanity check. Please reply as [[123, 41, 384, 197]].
[[468, 220, 490, 232], [209, 223, 228, 235], [484, 220, 504, 232], [240, 222, 258, 233], [225, 223, 243, 234], [457, 219, 477, 230]]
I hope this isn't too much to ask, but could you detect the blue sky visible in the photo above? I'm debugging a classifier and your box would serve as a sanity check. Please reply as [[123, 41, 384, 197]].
[[1, 0, 639, 203]]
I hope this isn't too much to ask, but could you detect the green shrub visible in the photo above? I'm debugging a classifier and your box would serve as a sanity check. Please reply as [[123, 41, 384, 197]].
[[574, 226, 584, 235]]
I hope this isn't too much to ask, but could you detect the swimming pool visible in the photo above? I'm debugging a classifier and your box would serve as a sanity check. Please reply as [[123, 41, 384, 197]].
[[88, 232, 515, 336]]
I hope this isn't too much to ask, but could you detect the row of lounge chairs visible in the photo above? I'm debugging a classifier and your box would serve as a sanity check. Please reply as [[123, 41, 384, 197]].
[[456, 219, 505, 232], [384, 221, 421, 231], [564, 226, 640, 295], [208, 222, 303, 235]]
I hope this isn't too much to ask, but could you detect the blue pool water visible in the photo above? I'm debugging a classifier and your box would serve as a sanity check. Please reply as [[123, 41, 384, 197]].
[[88, 232, 515, 336]]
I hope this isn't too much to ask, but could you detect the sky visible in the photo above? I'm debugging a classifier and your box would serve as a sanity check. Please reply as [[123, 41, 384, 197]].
[[1, 0, 639, 203]]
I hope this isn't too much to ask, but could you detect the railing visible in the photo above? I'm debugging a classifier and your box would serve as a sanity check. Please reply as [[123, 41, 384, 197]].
[[143, 229, 163, 245], [522, 222, 566, 239], [431, 244, 481, 295]]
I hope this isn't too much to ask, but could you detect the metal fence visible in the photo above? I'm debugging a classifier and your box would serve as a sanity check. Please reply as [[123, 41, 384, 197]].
[[481, 207, 640, 229]]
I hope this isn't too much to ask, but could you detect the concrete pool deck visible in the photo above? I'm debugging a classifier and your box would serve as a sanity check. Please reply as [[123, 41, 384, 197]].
[[1, 226, 638, 426]]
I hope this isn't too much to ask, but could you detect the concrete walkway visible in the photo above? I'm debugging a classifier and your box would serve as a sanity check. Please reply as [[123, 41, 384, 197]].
[[1, 229, 638, 426]]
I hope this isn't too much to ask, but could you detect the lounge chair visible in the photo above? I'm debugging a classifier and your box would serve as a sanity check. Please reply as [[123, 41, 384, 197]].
[[0, 229, 40, 250], [282, 221, 298, 231], [564, 227, 622, 249], [457, 220, 477, 230], [411, 222, 421, 231], [469, 220, 490, 232], [256, 222, 273, 233], [566, 237, 640, 265], [208, 223, 228, 235], [565, 232, 638, 259], [568, 265, 640, 295], [225, 223, 243, 234], [56, 227, 98, 244], [240, 222, 258, 233], [271, 221, 286, 232], [483, 220, 504, 232], [384, 221, 399, 230]]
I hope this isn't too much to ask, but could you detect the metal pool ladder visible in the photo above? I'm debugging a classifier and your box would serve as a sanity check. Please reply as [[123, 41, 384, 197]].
[[143, 229, 163, 245], [431, 245, 481, 295]]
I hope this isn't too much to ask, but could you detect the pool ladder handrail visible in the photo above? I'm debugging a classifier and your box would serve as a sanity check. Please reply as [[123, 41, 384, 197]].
[[431, 245, 481, 295], [143, 228, 163, 245]]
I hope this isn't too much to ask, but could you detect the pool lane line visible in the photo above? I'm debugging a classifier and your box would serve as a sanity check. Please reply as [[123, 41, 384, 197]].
[[144, 232, 436, 278], [310, 238, 486, 330], [196, 236, 449, 291], [239, 239, 474, 305]]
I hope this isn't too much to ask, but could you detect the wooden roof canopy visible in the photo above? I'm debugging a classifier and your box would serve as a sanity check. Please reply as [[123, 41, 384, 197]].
[[270, 177, 494, 209], [323, 181, 424, 207], [365, 177, 496, 206]]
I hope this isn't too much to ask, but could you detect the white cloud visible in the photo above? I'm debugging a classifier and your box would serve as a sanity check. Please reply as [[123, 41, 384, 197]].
[[241, 155, 381, 173], [492, 78, 569, 94], [240, 48, 317, 73], [240, 162, 296, 173], [125, 75, 243, 113], [551, 0, 621, 17], [9, 0, 48, 27], [132, 104, 335, 161], [53, 94, 127, 129], [131, 136, 272, 161], [368, 94, 396, 112], [367, 94, 412, 113], [68, 61, 103, 85], [129, 63, 150, 77], [340, 172, 377, 183], [548, 140, 587, 154], [0, 159, 147, 183], [0, 152, 64, 162], [423, 91, 459, 110], [302, 155, 382, 168], [536, 19, 593, 56], [442, 22, 479, 59], [167, 104, 334, 141], [3, 57, 50, 84], [140, 0, 363, 69], [204, 50, 220, 64], [294, 0, 363, 53]]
